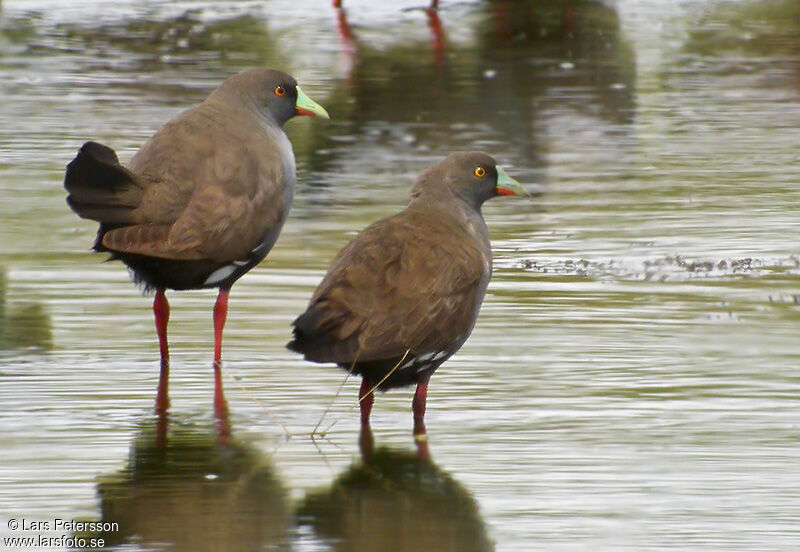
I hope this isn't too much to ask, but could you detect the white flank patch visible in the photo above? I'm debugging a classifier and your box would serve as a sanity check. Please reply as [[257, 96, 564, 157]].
[[204, 265, 237, 286]]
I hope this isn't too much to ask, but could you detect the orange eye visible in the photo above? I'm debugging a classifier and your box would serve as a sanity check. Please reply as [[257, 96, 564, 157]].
[[274, 85, 286, 97], [474, 166, 486, 178]]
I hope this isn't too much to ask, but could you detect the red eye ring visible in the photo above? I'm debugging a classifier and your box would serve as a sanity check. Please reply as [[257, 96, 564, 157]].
[[474, 166, 486, 178], [274, 85, 286, 97]]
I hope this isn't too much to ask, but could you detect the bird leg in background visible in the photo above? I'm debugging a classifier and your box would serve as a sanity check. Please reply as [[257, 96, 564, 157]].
[[412, 378, 429, 441], [426, 6, 446, 67], [213, 288, 230, 428], [359, 378, 375, 424], [153, 288, 170, 413]]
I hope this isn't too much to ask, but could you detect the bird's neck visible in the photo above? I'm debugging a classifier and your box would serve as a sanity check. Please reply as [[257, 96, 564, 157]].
[[408, 194, 488, 239], [204, 95, 284, 130]]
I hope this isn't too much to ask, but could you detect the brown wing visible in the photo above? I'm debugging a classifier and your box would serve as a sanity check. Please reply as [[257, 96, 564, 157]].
[[292, 209, 490, 363], [101, 104, 288, 262]]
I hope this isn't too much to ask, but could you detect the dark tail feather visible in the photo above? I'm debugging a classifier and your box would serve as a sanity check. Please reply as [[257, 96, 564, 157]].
[[287, 306, 360, 363], [287, 308, 326, 354], [64, 141, 142, 225]]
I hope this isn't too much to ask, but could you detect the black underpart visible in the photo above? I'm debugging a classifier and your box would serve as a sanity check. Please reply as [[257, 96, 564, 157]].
[[107, 251, 258, 292], [341, 356, 447, 391], [66, 141, 268, 292], [288, 314, 452, 391]]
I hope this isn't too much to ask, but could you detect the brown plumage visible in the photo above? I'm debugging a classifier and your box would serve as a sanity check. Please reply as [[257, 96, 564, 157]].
[[66, 69, 328, 289], [64, 68, 328, 416], [288, 152, 527, 434]]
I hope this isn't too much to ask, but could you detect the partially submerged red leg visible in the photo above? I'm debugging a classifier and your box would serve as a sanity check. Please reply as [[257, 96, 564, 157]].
[[415, 433, 430, 460], [359, 378, 374, 425], [213, 288, 230, 431], [153, 288, 170, 413]]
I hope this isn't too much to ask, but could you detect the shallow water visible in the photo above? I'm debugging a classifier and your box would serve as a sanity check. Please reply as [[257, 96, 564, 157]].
[[1, 0, 799, 550]]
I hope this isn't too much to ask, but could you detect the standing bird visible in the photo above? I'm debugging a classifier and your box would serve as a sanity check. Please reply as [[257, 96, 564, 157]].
[[288, 152, 527, 438], [65, 68, 329, 419]]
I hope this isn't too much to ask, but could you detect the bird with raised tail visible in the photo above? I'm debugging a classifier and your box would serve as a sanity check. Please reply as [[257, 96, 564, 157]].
[[64, 68, 329, 418], [288, 152, 527, 439]]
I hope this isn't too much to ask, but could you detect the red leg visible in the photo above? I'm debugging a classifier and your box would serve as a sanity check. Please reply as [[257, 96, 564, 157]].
[[426, 7, 446, 67], [213, 289, 230, 424], [213, 288, 229, 367], [153, 288, 170, 413], [412, 379, 429, 441], [412, 380, 428, 421], [359, 378, 374, 424]]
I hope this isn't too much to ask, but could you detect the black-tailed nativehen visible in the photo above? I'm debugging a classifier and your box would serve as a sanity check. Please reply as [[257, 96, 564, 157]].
[[288, 152, 526, 438], [65, 68, 328, 415]]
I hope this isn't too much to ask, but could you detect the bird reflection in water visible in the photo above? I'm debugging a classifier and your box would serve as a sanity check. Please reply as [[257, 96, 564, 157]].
[[333, 0, 446, 74], [0, 267, 52, 351], [78, 417, 291, 551], [299, 425, 495, 552], [303, 0, 634, 198]]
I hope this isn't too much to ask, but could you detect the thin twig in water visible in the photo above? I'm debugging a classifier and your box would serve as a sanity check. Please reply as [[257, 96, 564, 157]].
[[310, 433, 336, 474], [226, 370, 292, 437], [312, 352, 360, 436], [319, 349, 411, 437]]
